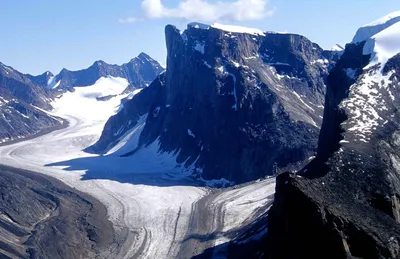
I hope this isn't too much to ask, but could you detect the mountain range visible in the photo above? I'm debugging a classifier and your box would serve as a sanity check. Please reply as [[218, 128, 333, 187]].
[[1, 10, 400, 259], [0, 53, 164, 143]]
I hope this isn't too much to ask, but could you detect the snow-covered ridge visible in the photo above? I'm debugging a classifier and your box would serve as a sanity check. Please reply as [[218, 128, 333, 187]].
[[211, 23, 265, 36], [188, 22, 265, 36], [363, 20, 400, 69], [352, 11, 400, 43]]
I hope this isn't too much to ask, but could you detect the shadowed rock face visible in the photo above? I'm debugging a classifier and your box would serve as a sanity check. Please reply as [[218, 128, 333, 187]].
[[94, 23, 340, 183], [0, 62, 61, 143], [267, 41, 400, 258], [50, 52, 164, 91]]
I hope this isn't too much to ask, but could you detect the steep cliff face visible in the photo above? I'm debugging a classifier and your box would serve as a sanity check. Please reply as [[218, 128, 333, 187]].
[[94, 23, 339, 183], [267, 14, 400, 259], [49, 53, 164, 91]]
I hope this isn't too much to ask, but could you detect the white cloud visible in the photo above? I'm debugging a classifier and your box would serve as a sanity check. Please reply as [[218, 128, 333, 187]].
[[120, 0, 275, 23], [118, 17, 144, 23]]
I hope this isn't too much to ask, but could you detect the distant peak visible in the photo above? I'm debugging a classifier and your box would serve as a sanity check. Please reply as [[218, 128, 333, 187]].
[[44, 70, 54, 77], [93, 60, 107, 66], [138, 52, 151, 59], [331, 44, 344, 51], [131, 52, 155, 63]]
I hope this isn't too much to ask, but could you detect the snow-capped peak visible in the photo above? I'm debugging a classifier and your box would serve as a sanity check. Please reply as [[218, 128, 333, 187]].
[[365, 11, 400, 27], [363, 20, 400, 69], [331, 44, 344, 51], [352, 11, 400, 43]]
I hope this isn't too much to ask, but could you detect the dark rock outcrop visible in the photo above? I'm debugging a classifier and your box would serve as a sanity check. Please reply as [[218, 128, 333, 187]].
[[267, 41, 400, 258], [94, 23, 339, 183]]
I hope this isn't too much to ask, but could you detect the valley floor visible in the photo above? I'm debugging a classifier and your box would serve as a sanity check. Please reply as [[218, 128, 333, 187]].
[[0, 91, 275, 258]]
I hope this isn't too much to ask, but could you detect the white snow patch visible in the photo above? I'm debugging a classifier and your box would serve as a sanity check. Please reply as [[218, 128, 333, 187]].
[[194, 42, 205, 54], [126, 88, 143, 100], [202, 60, 212, 68], [311, 59, 329, 65], [211, 23, 265, 36], [331, 44, 344, 51], [340, 69, 394, 141], [187, 129, 195, 138], [292, 91, 314, 112]]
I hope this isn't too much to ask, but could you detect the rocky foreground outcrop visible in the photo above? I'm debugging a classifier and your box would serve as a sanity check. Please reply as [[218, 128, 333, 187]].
[[94, 23, 341, 183], [0, 165, 115, 259], [267, 17, 400, 259]]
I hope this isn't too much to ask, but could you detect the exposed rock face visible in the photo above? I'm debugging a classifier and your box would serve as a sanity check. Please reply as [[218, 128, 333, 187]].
[[0, 62, 61, 143], [94, 23, 339, 183], [267, 41, 400, 258], [50, 52, 164, 91]]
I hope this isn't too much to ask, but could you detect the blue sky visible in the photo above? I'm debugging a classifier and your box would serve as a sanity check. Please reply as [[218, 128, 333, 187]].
[[1, 0, 400, 75]]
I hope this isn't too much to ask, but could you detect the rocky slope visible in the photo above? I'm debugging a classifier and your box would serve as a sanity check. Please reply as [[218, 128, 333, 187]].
[[48, 52, 164, 92], [93, 23, 340, 183], [0, 165, 115, 259], [267, 13, 400, 259], [0, 62, 62, 143]]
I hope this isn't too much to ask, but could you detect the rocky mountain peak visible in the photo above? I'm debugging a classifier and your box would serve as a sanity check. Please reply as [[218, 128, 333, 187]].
[[93, 22, 338, 183]]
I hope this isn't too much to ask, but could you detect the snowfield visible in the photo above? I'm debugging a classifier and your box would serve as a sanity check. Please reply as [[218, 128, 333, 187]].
[[0, 76, 275, 258]]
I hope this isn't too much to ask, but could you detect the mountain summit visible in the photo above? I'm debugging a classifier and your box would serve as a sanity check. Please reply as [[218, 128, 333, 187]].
[[47, 53, 164, 91]]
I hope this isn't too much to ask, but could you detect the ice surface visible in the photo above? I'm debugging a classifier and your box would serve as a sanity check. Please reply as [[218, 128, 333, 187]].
[[0, 75, 276, 258]]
